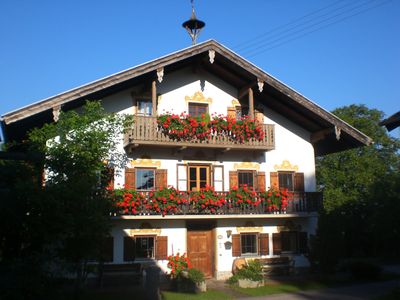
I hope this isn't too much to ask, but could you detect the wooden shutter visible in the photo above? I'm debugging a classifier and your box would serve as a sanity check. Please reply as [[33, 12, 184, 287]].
[[155, 236, 168, 260], [294, 173, 305, 192], [232, 234, 241, 257], [229, 171, 238, 189], [257, 171, 266, 192], [270, 172, 279, 189], [227, 107, 236, 119], [255, 109, 264, 124], [123, 236, 135, 261], [298, 232, 308, 254], [155, 169, 167, 189], [272, 233, 282, 255], [259, 233, 269, 255], [125, 168, 135, 190], [101, 237, 114, 262]]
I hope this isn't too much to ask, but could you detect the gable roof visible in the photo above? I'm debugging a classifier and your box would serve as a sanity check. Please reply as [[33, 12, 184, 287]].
[[1, 40, 372, 155]]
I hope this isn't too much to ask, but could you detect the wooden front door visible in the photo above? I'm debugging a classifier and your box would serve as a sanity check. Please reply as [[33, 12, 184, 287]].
[[187, 230, 214, 277], [188, 165, 210, 191]]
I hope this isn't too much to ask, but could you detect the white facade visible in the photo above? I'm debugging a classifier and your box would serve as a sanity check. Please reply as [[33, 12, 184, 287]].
[[101, 67, 319, 279]]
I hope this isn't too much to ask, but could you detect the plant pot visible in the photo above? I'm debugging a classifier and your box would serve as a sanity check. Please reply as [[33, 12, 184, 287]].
[[196, 281, 207, 292], [238, 278, 263, 288]]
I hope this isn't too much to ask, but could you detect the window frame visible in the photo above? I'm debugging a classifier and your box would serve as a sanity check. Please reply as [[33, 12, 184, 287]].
[[188, 102, 209, 117], [238, 170, 256, 189], [278, 171, 294, 191], [240, 232, 259, 257], [135, 168, 156, 191], [137, 98, 153, 116], [281, 231, 298, 254], [134, 235, 156, 259], [187, 164, 211, 192]]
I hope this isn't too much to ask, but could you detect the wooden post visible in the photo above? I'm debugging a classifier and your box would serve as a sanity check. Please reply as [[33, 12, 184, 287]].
[[248, 87, 254, 119], [152, 80, 157, 115]]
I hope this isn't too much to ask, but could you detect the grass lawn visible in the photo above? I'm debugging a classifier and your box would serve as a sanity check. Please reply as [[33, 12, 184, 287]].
[[162, 290, 230, 300], [233, 280, 327, 297]]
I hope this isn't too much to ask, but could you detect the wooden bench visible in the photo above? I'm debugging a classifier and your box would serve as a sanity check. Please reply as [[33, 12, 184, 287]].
[[256, 257, 294, 276]]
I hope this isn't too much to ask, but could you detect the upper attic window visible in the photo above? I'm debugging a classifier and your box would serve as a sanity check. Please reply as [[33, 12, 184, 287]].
[[137, 99, 152, 116], [189, 103, 208, 117]]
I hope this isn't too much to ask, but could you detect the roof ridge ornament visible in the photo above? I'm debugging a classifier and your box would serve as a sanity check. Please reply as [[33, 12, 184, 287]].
[[182, 0, 205, 45]]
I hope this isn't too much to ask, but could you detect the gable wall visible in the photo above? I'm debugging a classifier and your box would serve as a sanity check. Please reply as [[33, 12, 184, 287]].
[[99, 67, 316, 192]]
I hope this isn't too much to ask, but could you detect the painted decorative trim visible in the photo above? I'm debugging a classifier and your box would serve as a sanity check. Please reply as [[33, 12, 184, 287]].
[[52, 105, 61, 122], [208, 49, 215, 64], [130, 158, 161, 168], [231, 99, 241, 107], [157, 67, 164, 83], [236, 226, 263, 233], [273, 160, 299, 172], [257, 79, 264, 93], [129, 228, 161, 236], [185, 91, 213, 104], [233, 162, 260, 171]]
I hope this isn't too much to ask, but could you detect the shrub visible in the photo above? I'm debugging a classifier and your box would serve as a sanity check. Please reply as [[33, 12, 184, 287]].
[[227, 274, 239, 285], [188, 268, 205, 284], [236, 260, 263, 282]]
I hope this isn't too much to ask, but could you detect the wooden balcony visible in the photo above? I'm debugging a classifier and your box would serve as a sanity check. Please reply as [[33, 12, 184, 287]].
[[124, 116, 275, 151], [111, 191, 323, 218]]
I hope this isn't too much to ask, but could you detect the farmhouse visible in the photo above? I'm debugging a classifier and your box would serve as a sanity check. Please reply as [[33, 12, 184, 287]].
[[1, 39, 371, 279]]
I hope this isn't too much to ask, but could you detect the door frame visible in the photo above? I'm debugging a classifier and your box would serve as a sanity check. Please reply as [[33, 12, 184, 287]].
[[186, 221, 216, 278]]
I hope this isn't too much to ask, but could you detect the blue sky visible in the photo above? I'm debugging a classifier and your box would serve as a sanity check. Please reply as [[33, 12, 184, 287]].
[[0, 0, 399, 122]]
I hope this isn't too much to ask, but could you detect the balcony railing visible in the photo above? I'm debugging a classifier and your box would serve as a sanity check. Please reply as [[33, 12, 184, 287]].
[[124, 116, 275, 151], [112, 191, 323, 217]]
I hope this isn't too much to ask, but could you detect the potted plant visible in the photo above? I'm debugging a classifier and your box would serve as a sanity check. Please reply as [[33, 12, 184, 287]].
[[260, 188, 290, 213], [149, 187, 186, 216], [226, 185, 260, 211], [236, 260, 264, 288], [189, 185, 225, 214], [111, 188, 145, 215], [188, 268, 206, 292]]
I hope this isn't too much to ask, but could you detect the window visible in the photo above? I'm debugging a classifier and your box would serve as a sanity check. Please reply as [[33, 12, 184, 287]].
[[137, 99, 152, 116], [236, 106, 249, 119], [135, 236, 155, 258], [281, 231, 298, 253], [241, 233, 258, 256], [238, 170, 255, 188], [135, 168, 155, 190], [188, 103, 208, 117], [188, 165, 210, 191], [278, 172, 294, 191]]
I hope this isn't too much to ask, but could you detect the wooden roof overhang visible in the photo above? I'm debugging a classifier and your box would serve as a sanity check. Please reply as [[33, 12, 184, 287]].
[[1, 40, 372, 156], [380, 111, 400, 131]]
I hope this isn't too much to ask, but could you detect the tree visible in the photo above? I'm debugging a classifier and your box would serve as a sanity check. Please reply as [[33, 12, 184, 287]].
[[28, 101, 130, 298], [315, 104, 400, 270]]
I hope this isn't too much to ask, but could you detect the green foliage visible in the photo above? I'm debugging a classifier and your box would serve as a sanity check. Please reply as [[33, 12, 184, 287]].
[[188, 268, 205, 284], [314, 104, 400, 271], [26, 101, 130, 297], [236, 260, 263, 282]]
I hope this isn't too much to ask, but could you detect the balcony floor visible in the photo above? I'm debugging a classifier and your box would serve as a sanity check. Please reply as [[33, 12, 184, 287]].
[[111, 212, 318, 220]]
